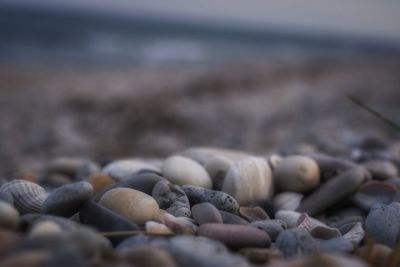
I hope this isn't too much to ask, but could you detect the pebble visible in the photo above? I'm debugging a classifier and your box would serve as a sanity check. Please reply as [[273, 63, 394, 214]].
[[307, 153, 359, 181], [275, 210, 302, 228], [0, 230, 21, 257], [79, 200, 140, 245], [41, 181, 93, 217], [204, 155, 233, 190], [297, 167, 368, 216], [87, 173, 115, 194], [222, 156, 273, 205], [179, 147, 249, 165], [19, 214, 80, 231], [239, 206, 269, 222], [351, 181, 397, 211], [365, 202, 400, 247], [152, 179, 191, 217], [274, 155, 320, 192], [29, 220, 62, 236], [197, 223, 271, 249], [249, 219, 286, 241], [159, 210, 198, 234], [319, 236, 354, 253], [181, 185, 239, 213], [273, 192, 303, 211], [275, 228, 320, 258], [219, 210, 249, 225], [145, 221, 174, 235], [121, 245, 178, 267], [43, 158, 100, 180], [191, 202, 223, 225], [162, 155, 212, 188], [0, 200, 19, 230], [1, 251, 50, 267], [102, 159, 161, 181], [239, 248, 282, 264], [0, 180, 48, 214], [362, 160, 398, 180], [99, 188, 160, 225]]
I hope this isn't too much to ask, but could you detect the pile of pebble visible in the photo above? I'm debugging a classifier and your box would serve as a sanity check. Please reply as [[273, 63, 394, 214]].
[[1, 146, 400, 267]]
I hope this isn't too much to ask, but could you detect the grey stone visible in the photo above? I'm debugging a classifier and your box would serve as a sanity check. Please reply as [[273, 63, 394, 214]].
[[249, 220, 286, 241], [276, 228, 320, 258], [152, 180, 191, 217]]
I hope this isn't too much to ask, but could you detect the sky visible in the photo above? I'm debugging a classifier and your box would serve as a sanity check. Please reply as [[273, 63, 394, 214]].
[[3, 0, 400, 42]]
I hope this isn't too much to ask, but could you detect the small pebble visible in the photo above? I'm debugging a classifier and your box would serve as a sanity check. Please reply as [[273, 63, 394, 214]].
[[103, 159, 160, 181], [249, 219, 286, 241], [0, 200, 19, 230], [192, 202, 223, 225], [276, 228, 320, 258], [362, 160, 398, 180]]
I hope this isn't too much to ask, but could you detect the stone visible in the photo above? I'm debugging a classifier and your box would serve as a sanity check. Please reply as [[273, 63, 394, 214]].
[[181, 185, 239, 213], [365, 202, 400, 247], [204, 155, 233, 190], [239, 248, 282, 264], [0, 229, 21, 257], [297, 168, 368, 216], [41, 246, 85, 267], [159, 210, 198, 234], [219, 210, 249, 225], [152, 180, 191, 217], [0, 191, 13, 205], [116, 235, 151, 251], [276, 228, 320, 258], [319, 237, 354, 253], [159, 235, 250, 267], [19, 214, 80, 231], [275, 210, 302, 228], [102, 159, 161, 181], [273, 192, 303, 211], [239, 206, 269, 222], [191, 202, 223, 225], [43, 158, 100, 179], [351, 181, 397, 211], [307, 153, 359, 181], [296, 214, 341, 239], [197, 223, 271, 249], [41, 182, 93, 217], [145, 221, 174, 235], [87, 173, 115, 194], [249, 219, 286, 241], [1, 251, 50, 267], [79, 200, 140, 245], [274, 156, 320, 192], [179, 147, 249, 165], [121, 245, 178, 267], [66, 228, 111, 258], [222, 156, 273, 205], [29, 221, 62, 236], [362, 160, 398, 180], [0, 200, 19, 230], [162, 155, 212, 188], [99, 188, 160, 225]]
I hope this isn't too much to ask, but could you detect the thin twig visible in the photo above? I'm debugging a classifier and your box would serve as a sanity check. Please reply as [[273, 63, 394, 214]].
[[347, 94, 400, 132]]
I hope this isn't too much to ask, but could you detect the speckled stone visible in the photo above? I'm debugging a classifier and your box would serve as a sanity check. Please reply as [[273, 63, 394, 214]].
[[99, 188, 160, 225], [152, 180, 191, 217], [365, 202, 400, 247], [273, 156, 320, 193], [297, 168, 368, 216], [197, 223, 271, 249], [41, 182, 93, 217], [222, 156, 273, 205], [191, 202, 223, 225], [162, 155, 212, 188], [181, 185, 239, 213], [249, 219, 286, 241]]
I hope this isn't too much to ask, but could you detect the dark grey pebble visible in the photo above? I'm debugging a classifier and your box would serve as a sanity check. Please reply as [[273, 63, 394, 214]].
[[181, 185, 239, 213], [297, 167, 368, 216], [219, 210, 249, 225], [276, 228, 320, 259], [192, 202, 223, 225], [249, 220, 286, 241], [93, 173, 164, 202], [41, 182, 93, 217], [365, 202, 400, 247], [43, 158, 100, 180], [79, 200, 140, 245], [152, 180, 191, 217], [116, 235, 151, 252], [319, 237, 354, 253]]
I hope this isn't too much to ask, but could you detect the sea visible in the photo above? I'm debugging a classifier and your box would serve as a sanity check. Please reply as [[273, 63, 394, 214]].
[[1, 4, 399, 66]]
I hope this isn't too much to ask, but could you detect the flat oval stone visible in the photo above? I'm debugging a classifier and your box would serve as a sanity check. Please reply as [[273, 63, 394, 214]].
[[249, 219, 286, 241], [222, 156, 273, 205], [191, 202, 223, 225], [273, 192, 303, 211], [362, 160, 398, 180], [79, 200, 140, 245], [219, 210, 249, 225], [41, 182, 93, 217], [87, 173, 115, 194], [365, 202, 400, 247], [0, 200, 19, 230], [197, 223, 271, 249], [276, 228, 320, 258], [162, 155, 212, 188], [103, 159, 161, 181], [181, 185, 239, 213], [204, 155, 234, 190], [239, 206, 269, 222], [274, 156, 320, 192], [99, 188, 160, 225], [297, 168, 368, 216]]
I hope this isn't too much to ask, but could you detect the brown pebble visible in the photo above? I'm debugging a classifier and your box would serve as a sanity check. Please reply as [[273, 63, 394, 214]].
[[121, 245, 178, 267], [197, 223, 271, 249], [0, 230, 21, 257], [239, 206, 269, 222], [362, 160, 398, 180], [239, 248, 282, 264], [87, 173, 116, 194], [191, 202, 223, 225]]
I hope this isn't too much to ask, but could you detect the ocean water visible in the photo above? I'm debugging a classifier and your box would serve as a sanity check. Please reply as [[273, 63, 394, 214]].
[[0, 5, 399, 66]]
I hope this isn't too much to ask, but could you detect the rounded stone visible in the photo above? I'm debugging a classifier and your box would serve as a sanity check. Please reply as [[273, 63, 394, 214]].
[[29, 221, 62, 236], [308, 153, 359, 181], [297, 167, 368, 216], [102, 159, 161, 181], [145, 221, 174, 235], [41, 182, 93, 217], [87, 173, 115, 194], [0, 200, 19, 230], [204, 155, 233, 190], [191, 202, 223, 225], [121, 245, 178, 267], [99, 188, 160, 225], [249, 220, 286, 241], [222, 156, 273, 205], [274, 156, 320, 193], [239, 206, 269, 222], [276, 228, 320, 258], [197, 223, 271, 249], [351, 181, 397, 212], [152, 180, 191, 217], [44, 158, 100, 179], [273, 192, 303, 211], [1, 251, 49, 267], [181, 185, 239, 213], [179, 147, 249, 165], [362, 160, 398, 180], [219, 210, 249, 225], [162, 155, 212, 188], [365, 202, 400, 247], [0, 229, 21, 257]]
